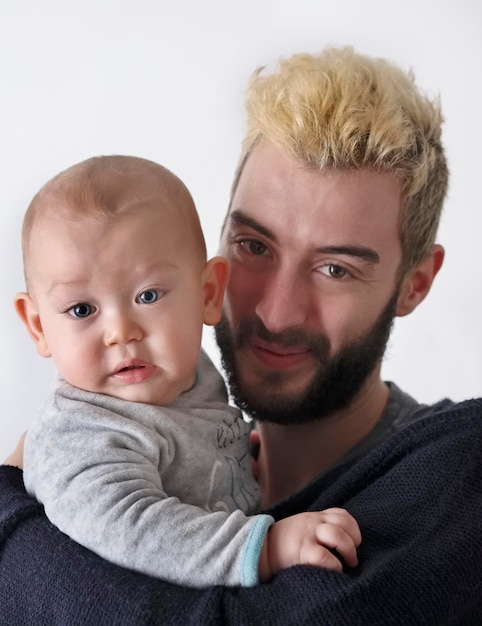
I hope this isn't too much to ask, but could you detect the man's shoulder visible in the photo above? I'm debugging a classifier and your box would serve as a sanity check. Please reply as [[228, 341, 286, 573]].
[[391, 394, 482, 447], [275, 395, 482, 519], [351, 395, 482, 479], [366, 385, 482, 462]]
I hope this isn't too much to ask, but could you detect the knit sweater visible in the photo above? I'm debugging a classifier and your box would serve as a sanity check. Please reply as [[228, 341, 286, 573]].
[[1, 397, 481, 625]]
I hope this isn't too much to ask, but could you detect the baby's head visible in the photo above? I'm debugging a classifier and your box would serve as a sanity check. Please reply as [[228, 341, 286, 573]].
[[21, 155, 207, 291], [15, 155, 228, 406]]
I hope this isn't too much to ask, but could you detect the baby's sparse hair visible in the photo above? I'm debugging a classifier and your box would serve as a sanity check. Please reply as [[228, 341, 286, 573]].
[[230, 46, 448, 276], [21, 155, 207, 289]]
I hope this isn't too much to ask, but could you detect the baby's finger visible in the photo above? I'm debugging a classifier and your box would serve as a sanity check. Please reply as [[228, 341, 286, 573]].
[[301, 543, 343, 572], [315, 523, 359, 568], [316, 508, 362, 547]]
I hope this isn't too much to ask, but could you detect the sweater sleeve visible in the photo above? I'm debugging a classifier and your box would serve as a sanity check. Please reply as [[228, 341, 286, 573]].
[[2, 399, 482, 625], [22, 393, 273, 588]]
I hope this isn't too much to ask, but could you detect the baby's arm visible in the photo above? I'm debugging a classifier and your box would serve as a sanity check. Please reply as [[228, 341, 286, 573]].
[[24, 386, 274, 588], [258, 508, 361, 581]]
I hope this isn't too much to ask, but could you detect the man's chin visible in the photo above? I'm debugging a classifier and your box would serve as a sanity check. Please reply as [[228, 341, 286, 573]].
[[234, 390, 314, 425], [237, 359, 314, 391], [228, 368, 333, 424]]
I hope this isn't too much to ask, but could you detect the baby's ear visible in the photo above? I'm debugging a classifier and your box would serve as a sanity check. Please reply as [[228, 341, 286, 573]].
[[202, 256, 229, 326], [14, 292, 51, 358]]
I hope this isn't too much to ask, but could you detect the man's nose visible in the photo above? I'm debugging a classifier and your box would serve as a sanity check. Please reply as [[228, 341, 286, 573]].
[[254, 266, 310, 333], [104, 312, 143, 346]]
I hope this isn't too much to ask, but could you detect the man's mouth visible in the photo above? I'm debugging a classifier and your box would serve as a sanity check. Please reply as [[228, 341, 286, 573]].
[[250, 339, 311, 369]]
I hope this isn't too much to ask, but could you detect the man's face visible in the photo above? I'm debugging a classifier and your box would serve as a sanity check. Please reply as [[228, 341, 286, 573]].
[[216, 140, 403, 423]]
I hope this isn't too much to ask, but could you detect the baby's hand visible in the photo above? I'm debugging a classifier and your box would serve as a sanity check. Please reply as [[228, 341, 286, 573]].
[[259, 508, 361, 581]]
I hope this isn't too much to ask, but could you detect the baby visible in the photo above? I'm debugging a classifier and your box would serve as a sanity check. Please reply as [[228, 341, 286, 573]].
[[16, 155, 361, 587]]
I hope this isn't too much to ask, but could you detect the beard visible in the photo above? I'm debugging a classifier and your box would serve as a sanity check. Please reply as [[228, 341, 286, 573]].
[[215, 291, 399, 425]]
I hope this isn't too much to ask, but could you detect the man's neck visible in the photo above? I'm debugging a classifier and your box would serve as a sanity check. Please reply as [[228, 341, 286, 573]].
[[256, 376, 390, 509]]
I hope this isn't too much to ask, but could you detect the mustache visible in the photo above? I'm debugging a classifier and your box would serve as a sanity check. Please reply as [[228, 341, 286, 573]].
[[232, 317, 330, 360]]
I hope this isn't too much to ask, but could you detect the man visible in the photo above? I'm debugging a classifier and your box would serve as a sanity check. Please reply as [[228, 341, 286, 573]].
[[214, 46, 446, 510], [1, 46, 481, 625]]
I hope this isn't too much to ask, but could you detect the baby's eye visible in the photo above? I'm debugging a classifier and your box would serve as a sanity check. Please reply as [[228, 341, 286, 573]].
[[137, 289, 161, 304], [68, 303, 94, 318]]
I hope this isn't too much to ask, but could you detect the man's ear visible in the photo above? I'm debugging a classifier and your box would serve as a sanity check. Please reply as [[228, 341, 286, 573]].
[[396, 245, 444, 317], [14, 292, 51, 357], [202, 256, 229, 326]]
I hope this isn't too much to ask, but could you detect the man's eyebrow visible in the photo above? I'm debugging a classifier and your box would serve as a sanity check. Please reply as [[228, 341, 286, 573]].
[[316, 245, 380, 264], [228, 210, 276, 241], [228, 210, 380, 263]]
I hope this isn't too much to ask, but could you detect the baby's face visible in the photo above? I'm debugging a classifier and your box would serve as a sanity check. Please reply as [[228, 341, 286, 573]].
[[26, 202, 209, 406]]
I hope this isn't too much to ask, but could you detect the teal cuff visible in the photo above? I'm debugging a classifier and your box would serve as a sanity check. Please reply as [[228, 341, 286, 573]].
[[240, 514, 274, 587]]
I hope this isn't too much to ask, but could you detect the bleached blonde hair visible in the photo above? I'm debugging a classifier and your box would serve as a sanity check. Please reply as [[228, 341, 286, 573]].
[[230, 46, 448, 275]]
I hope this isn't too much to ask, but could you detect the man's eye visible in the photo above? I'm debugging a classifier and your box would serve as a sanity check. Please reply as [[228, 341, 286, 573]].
[[239, 240, 268, 255], [68, 303, 94, 318], [319, 264, 348, 279], [137, 289, 161, 304]]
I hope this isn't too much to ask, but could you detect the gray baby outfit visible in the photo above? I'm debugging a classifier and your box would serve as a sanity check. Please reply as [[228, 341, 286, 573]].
[[23, 350, 274, 587]]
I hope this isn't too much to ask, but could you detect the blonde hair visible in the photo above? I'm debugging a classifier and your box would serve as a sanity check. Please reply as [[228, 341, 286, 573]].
[[22, 155, 207, 287], [230, 46, 448, 275]]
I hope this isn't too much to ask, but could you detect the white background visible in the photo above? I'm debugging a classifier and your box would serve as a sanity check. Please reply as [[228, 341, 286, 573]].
[[1, 0, 481, 461]]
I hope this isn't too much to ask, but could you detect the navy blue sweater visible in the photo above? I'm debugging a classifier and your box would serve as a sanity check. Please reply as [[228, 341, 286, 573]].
[[1, 398, 481, 625]]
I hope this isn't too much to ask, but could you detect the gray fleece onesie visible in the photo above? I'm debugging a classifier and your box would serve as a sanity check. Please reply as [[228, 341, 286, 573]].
[[23, 350, 274, 587]]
